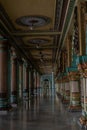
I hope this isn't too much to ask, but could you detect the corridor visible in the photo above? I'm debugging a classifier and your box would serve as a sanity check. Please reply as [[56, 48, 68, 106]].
[[0, 96, 80, 130]]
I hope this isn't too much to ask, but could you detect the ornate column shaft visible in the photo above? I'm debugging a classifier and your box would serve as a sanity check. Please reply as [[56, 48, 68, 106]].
[[78, 62, 87, 126], [34, 70, 37, 95], [0, 38, 9, 110], [56, 80, 61, 97], [65, 81, 70, 102], [62, 75, 70, 104], [23, 62, 29, 100], [60, 80, 63, 98], [30, 67, 34, 97], [36, 73, 39, 96], [80, 75, 84, 114], [68, 71, 81, 111], [10, 48, 18, 106], [19, 60, 23, 101], [76, 1, 87, 127], [77, 1, 86, 55], [61, 81, 65, 102]]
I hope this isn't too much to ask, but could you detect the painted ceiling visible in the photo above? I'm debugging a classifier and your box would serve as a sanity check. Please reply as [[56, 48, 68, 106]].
[[0, 0, 76, 75]]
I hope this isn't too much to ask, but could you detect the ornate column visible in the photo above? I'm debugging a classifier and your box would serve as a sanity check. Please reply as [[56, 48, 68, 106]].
[[10, 48, 18, 107], [38, 74, 41, 96], [77, 59, 87, 126], [36, 72, 39, 96], [68, 71, 81, 111], [59, 77, 64, 100], [64, 80, 70, 103], [61, 81, 65, 102], [66, 5, 82, 111], [56, 80, 61, 97], [59, 79, 62, 99], [35, 72, 38, 95], [77, 1, 86, 55], [23, 61, 29, 100], [75, 1, 87, 127], [34, 70, 37, 96], [62, 74, 70, 104], [18, 59, 23, 102], [30, 67, 34, 97], [0, 37, 9, 111]]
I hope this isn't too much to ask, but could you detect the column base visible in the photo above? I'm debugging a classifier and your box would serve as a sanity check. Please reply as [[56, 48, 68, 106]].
[[62, 99, 69, 104], [68, 105, 82, 112], [0, 105, 12, 114], [11, 103, 17, 108], [78, 116, 87, 129], [0, 110, 8, 115]]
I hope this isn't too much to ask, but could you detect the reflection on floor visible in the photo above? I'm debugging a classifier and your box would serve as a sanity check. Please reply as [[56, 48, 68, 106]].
[[0, 96, 81, 130]]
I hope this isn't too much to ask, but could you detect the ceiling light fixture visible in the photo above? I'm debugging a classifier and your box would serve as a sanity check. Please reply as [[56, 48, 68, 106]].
[[29, 26, 33, 30], [36, 44, 40, 49]]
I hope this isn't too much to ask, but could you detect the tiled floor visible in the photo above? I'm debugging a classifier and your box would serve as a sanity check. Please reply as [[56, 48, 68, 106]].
[[0, 96, 81, 130]]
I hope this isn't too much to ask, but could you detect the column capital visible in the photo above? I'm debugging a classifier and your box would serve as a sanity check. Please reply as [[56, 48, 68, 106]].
[[10, 47, 17, 59], [17, 58, 24, 65], [77, 56, 87, 77], [0, 35, 7, 41], [23, 60, 29, 68], [68, 71, 80, 81], [0, 38, 8, 49]]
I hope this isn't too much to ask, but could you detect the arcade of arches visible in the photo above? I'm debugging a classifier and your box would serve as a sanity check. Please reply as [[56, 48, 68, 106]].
[[0, 0, 87, 129]]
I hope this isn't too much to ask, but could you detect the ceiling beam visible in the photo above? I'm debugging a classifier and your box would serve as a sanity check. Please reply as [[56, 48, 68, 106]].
[[24, 46, 58, 49], [12, 31, 61, 36], [0, 19, 41, 74]]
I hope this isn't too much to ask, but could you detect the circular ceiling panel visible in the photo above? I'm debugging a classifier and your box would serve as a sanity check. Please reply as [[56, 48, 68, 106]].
[[28, 38, 50, 44], [16, 15, 51, 27]]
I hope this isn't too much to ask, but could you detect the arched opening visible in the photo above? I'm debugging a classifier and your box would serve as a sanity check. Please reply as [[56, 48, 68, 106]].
[[43, 79, 49, 97]]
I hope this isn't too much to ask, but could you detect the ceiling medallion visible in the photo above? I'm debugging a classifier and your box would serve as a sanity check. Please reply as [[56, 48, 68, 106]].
[[16, 15, 51, 28], [28, 38, 50, 44]]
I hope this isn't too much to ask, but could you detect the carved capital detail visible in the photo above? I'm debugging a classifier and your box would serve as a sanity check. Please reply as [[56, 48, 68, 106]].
[[62, 76, 69, 82], [68, 71, 80, 81], [78, 63, 87, 77]]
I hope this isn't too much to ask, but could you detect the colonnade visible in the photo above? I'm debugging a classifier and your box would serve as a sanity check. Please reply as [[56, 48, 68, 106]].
[[56, 1, 87, 127], [0, 37, 41, 111]]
